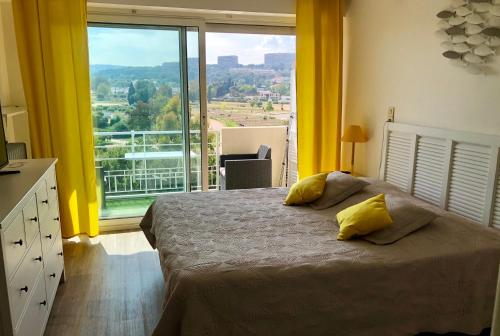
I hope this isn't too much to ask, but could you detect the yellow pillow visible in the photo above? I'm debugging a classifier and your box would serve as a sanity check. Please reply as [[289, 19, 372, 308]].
[[284, 172, 328, 206], [336, 194, 393, 241]]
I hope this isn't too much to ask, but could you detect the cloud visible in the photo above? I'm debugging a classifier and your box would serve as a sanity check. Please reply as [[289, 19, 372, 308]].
[[88, 27, 296, 66], [205, 33, 296, 65], [88, 27, 180, 66]]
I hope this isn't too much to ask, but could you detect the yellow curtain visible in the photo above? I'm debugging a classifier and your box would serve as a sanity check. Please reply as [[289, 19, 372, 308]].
[[296, 0, 344, 179], [12, 0, 99, 238]]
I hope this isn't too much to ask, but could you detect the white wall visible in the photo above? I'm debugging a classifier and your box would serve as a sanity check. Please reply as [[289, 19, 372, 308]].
[[89, 0, 295, 14], [220, 126, 288, 187], [342, 0, 500, 178]]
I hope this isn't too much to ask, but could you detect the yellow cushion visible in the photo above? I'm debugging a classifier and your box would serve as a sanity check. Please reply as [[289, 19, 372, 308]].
[[336, 194, 393, 241], [284, 173, 329, 206]]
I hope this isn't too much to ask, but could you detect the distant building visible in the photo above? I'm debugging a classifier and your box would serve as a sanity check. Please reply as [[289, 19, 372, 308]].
[[264, 53, 296, 69], [279, 96, 291, 104], [258, 90, 280, 102], [217, 55, 239, 68]]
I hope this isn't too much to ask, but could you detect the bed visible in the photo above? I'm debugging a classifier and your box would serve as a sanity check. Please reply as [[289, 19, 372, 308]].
[[140, 123, 500, 335]]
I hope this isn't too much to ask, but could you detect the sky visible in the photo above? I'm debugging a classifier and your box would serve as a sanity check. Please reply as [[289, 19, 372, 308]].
[[88, 27, 296, 66]]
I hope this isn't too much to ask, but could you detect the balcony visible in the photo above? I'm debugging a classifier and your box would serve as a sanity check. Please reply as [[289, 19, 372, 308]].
[[95, 126, 287, 219]]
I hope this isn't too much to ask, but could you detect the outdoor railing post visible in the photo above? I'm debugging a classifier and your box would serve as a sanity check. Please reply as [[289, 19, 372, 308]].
[[95, 163, 106, 211], [131, 130, 136, 182]]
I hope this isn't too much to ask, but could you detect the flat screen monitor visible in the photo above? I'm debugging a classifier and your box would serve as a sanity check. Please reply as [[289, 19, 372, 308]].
[[0, 107, 8, 169]]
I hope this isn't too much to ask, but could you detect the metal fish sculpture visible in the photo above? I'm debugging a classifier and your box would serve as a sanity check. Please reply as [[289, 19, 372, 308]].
[[443, 50, 462, 59], [467, 34, 487, 45], [466, 13, 486, 24], [446, 26, 466, 35], [490, 5, 500, 16], [465, 23, 484, 35], [483, 27, 500, 37], [464, 52, 485, 64], [487, 36, 500, 47], [437, 10, 455, 18], [455, 6, 473, 16], [449, 16, 467, 25], [453, 43, 472, 53], [452, 35, 468, 43], [474, 44, 496, 56], [451, 0, 467, 8]]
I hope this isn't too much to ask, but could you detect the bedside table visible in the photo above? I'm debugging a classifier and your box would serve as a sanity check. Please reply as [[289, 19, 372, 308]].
[[493, 266, 500, 336]]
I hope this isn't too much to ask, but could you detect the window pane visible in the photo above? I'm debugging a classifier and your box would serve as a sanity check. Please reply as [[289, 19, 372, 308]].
[[89, 25, 188, 219], [206, 33, 295, 130]]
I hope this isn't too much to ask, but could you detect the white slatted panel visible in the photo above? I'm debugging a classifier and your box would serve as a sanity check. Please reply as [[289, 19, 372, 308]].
[[447, 143, 491, 223], [412, 137, 446, 206], [384, 131, 412, 192], [493, 175, 500, 229]]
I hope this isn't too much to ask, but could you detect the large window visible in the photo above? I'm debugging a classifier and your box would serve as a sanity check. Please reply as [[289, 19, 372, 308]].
[[87, 18, 296, 220]]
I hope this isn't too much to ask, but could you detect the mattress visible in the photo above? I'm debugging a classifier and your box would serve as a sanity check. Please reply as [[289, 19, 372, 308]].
[[140, 180, 500, 336]]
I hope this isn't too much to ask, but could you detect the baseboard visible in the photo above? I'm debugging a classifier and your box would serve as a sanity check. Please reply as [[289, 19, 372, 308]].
[[99, 217, 142, 233]]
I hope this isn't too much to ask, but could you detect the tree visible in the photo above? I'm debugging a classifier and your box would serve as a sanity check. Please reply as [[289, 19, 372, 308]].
[[265, 101, 274, 112], [127, 82, 136, 105], [127, 101, 153, 131], [188, 80, 199, 102], [271, 82, 290, 96], [157, 84, 173, 99], [155, 96, 182, 131], [134, 80, 157, 103], [92, 76, 110, 91], [93, 111, 108, 130], [96, 82, 111, 101]]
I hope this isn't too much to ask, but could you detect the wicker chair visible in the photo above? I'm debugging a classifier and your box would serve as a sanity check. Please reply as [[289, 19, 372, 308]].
[[219, 145, 272, 190]]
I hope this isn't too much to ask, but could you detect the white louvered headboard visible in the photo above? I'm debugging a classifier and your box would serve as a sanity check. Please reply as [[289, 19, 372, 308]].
[[380, 123, 500, 228]]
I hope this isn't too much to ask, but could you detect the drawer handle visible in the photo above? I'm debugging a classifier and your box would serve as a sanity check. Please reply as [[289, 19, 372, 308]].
[[20, 286, 28, 293], [46, 234, 52, 239], [42, 200, 49, 205], [40, 300, 47, 306], [49, 273, 56, 278], [34, 256, 43, 262], [51, 186, 57, 190], [54, 217, 60, 221], [30, 217, 38, 222], [58, 252, 63, 256], [14, 239, 23, 246]]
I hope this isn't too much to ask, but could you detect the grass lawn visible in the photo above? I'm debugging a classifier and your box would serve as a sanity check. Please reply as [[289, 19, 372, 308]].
[[99, 196, 157, 219]]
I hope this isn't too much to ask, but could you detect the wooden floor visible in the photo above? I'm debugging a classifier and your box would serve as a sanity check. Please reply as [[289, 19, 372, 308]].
[[44, 230, 164, 336]]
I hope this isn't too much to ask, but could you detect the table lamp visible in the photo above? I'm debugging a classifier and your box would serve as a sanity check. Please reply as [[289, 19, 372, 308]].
[[341, 125, 367, 174]]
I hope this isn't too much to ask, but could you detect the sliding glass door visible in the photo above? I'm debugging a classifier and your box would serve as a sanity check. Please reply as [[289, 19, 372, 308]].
[[88, 24, 206, 219]]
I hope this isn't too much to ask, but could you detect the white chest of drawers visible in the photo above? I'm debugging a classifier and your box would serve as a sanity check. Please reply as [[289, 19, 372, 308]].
[[0, 159, 65, 336]]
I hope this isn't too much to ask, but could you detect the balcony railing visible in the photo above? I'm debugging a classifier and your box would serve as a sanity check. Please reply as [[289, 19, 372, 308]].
[[94, 130, 220, 205]]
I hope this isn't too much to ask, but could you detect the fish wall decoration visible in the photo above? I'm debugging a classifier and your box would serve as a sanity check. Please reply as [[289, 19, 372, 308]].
[[438, 0, 500, 73]]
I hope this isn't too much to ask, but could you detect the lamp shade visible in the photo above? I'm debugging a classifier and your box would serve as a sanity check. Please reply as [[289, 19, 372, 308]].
[[341, 125, 367, 143]]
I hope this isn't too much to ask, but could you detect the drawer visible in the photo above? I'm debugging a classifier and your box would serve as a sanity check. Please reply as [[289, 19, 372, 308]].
[[46, 168, 58, 205], [2, 212, 27, 281], [36, 180, 50, 221], [44, 230, 64, 305], [39, 205, 60, 256], [16, 272, 48, 336], [22, 195, 39, 248], [8, 235, 43, 331]]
